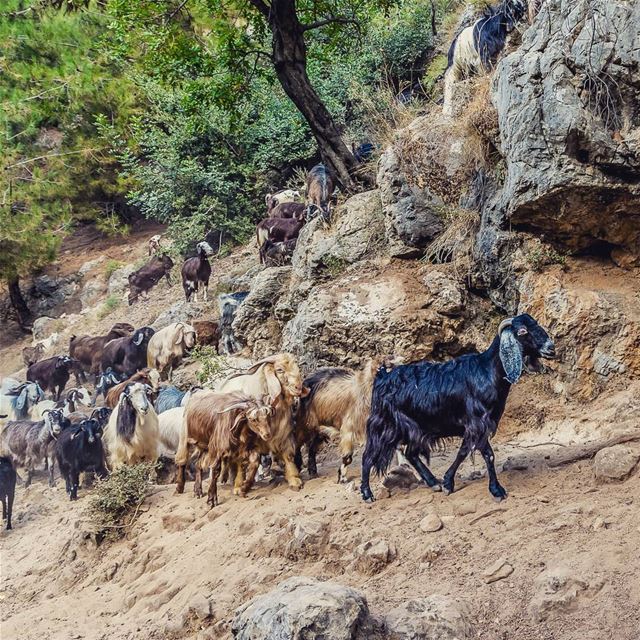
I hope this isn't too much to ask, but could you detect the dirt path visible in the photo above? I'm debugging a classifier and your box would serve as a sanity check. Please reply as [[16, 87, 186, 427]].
[[2, 441, 639, 640]]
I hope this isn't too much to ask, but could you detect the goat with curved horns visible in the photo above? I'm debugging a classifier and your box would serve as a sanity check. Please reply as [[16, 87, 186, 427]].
[[361, 314, 555, 503]]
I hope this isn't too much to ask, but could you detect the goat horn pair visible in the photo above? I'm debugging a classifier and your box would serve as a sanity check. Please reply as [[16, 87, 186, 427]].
[[498, 318, 514, 334]]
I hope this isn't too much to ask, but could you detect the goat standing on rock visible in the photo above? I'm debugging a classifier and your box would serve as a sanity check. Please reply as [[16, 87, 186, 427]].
[[361, 315, 555, 503], [27, 356, 76, 401], [181, 241, 214, 302]]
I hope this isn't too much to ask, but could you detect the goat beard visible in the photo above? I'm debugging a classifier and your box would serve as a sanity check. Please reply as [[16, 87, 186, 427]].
[[524, 355, 543, 374]]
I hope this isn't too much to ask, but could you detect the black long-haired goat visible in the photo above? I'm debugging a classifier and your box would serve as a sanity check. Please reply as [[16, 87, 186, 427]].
[[361, 314, 555, 503]]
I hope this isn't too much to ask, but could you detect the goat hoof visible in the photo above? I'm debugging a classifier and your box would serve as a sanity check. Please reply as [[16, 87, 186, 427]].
[[431, 483, 444, 493], [363, 496, 375, 504]]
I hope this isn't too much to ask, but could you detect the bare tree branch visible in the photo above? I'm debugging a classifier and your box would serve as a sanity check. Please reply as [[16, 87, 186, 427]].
[[302, 16, 361, 32]]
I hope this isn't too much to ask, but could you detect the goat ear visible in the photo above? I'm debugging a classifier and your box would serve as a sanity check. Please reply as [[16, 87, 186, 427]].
[[300, 386, 310, 398], [16, 388, 28, 411], [174, 324, 185, 345], [231, 413, 246, 433], [133, 332, 144, 346], [262, 364, 282, 401], [499, 328, 523, 384]]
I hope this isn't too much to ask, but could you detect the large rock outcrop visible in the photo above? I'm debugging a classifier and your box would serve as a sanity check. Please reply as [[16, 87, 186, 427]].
[[491, 0, 640, 258], [232, 577, 383, 640]]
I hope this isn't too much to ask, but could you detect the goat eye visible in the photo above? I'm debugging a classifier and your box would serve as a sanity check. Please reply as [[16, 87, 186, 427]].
[[517, 327, 528, 336]]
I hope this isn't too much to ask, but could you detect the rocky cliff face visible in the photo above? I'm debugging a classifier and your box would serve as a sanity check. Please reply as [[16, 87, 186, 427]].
[[232, 0, 639, 434]]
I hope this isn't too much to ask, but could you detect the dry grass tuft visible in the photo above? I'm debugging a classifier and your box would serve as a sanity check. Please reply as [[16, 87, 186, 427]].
[[423, 206, 480, 278], [457, 77, 500, 168]]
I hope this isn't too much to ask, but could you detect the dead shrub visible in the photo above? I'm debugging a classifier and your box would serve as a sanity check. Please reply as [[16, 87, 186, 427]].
[[458, 77, 500, 167], [423, 206, 480, 278], [85, 462, 156, 542]]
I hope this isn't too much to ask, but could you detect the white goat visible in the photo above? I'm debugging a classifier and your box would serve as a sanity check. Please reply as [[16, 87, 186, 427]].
[[265, 189, 301, 212], [147, 322, 197, 381], [157, 406, 184, 458], [33, 387, 93, 420], [103, 383, 159, 468]]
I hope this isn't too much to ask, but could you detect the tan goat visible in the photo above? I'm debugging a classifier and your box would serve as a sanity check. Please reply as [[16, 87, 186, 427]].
[[147, 322, 197, 380], [175, 390, 273, 507], [295, 359, 380, 483], [218, 353, 307, 493]]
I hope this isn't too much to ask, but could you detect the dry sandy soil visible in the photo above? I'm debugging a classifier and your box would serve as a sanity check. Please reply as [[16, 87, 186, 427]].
[[1, 440, 640, 640], [1, 226, 640, 639]]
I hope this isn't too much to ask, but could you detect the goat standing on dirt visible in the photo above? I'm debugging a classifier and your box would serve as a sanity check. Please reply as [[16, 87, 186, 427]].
[[0, 457, 16, 530], [176, 391, 273, 507], [103, 383, 159, 468], [361, 315, 555, 503], [219, 354, 307, 494], [101, 327, 155, 377], [27, 356, 76, 401], [0, 409, 70, 487], [296, 359, 379, 483], [181, 241, 214, 302]]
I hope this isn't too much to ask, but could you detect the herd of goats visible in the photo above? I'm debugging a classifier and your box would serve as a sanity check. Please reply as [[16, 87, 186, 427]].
[[0, 0, 553, 530]]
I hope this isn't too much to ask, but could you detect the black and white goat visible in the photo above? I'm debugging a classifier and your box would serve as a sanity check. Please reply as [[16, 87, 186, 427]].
[[361, 314, 555, 503], [443, 0, 527, 115], [55, 418, 108, 500], [181, 241, 214, 302], [94, 368, 126, 405]]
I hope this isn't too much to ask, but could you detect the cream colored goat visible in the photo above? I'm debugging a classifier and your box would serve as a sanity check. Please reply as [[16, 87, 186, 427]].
[[147, 322, 197, 380], [103, 383, 159, 468], [218, 353, 306, 493]]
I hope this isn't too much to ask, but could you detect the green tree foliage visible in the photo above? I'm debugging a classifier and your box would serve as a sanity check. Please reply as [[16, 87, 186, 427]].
[[0, 1, 138, 311]]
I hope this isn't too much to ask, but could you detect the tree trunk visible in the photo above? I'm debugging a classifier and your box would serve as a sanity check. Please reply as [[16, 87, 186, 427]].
[[265, 0, 359, 189], [8, 276, 32, 329]]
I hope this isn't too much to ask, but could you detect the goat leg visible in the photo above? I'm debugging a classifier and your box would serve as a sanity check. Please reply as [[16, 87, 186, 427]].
[[176, 464, 186, 494], [70, 467, 80, 501], [207, 457, 222, 508], [480, 441, 507, 501], [307, 437, 320, 479], [5, 492, 12, 530], [240, 452, 261, 497], [404, 447, 442, 491], [281, 450, 303, 491], [441, 440, 471, 495], [233, 461, 245, 496], [194, 460, 203, 498], [360, 447, 375, 502], [48, 455, 56, 487]]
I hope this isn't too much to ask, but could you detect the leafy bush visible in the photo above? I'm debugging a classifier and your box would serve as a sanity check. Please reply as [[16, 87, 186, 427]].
[[85, 462, 156, 542], [191, 345, 230, 386], [104, 260, 124, 281]]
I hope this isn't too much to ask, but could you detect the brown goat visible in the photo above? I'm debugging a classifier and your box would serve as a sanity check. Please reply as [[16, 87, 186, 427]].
[[219, 353, 307, 493], [295, 359, 380, 483], [175, 391, 273, 507], [104, 368, 161, 409], [267, 202, 305, 220], [69, 323, 135, 379], [192, 320, 221, 352], [256, 218, 304, 264]]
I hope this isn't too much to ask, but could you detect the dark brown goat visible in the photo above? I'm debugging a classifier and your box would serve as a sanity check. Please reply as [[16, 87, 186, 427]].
[[27, 356, 76, 401], [268, 202, 305, 220], [256, 218, 304, 264], [101, 327, 155, 377], [69, 323, 134, 380], [192, 320, 221, 352], [181, 241, 214, 302], [128, 254, 174, 305]]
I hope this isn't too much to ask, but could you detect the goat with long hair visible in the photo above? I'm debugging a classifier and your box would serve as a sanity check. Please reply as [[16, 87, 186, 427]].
[[176, 391, 273, 507], [295, 359, 380, 483], [361, 315, 555, 502], [103, 383, 159, 468]]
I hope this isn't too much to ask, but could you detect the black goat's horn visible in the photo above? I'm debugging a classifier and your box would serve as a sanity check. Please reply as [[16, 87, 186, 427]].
[[498, 318, 514, 334]]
